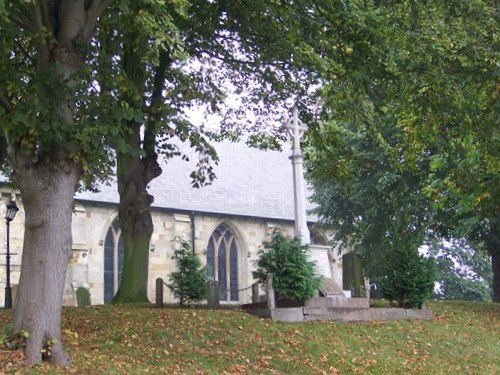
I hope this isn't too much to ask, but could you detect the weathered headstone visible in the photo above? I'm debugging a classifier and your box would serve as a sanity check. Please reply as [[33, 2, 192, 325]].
[[308, 246, 333, 279], [319, 278, 344, 297], [207, 280, 220, 309], [76, 287, 91, 307], [343, 253, 365, 297], [252, 283, 259, 303], [156, 278, 164, 307]]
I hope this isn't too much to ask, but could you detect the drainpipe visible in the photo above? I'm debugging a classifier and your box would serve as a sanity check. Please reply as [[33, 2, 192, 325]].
[[191, 211, 196, 254]]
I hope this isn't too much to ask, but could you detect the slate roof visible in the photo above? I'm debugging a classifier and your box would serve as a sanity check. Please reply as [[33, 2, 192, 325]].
[[76, 141, 317, 221]]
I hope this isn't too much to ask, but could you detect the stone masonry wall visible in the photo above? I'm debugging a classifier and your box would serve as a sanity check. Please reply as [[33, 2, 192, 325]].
[[0, 196, 343, 307]]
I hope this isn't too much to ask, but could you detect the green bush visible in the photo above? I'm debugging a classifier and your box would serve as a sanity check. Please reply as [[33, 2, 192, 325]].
[[168, 242, 208, 306], [253, 230, 322, 301], [379, 247, 437, 308]]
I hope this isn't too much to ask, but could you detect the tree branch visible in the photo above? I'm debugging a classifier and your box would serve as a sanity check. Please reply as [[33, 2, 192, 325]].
[[40, 0, 55, 35], [81, 0, 113, 41], [0, 94, 14, 113], [27, 2, 52, 70], [142, 49, 172, 183]]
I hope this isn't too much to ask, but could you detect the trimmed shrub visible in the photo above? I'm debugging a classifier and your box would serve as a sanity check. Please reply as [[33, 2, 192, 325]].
[[168, 242, 208, 306], [379, 247, 437, 308], [253, 230, 323, 301]]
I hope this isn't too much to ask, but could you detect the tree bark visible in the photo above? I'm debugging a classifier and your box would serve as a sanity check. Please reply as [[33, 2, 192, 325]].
[[111, 39, 166, 304], [486, 215, 500, 303], [112, 128, 161, 304], [8, 1, 94, 361], [492, 251, 500, 303], [488, 218, 500, 303], [12, 163, 79, 366]]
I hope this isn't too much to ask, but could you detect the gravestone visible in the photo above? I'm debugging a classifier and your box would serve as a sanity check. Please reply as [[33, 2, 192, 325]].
[[343, 253, 365, 297], [319, 278, 344, 297], [308, 246, 333, 279], [207, 280, 220, 309], [156, 278, 164, 307], [76, 287, 91, 307], [252, 283, 259, 303]]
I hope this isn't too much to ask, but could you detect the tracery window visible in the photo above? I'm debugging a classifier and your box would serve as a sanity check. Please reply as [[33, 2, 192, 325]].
[[103, 217, 124, 304], [310, 226, 329, 246], [206, 224, 239, 302]]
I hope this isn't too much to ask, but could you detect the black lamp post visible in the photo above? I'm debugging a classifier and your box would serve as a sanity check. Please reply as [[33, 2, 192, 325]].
[[4, 200, 19, 309]]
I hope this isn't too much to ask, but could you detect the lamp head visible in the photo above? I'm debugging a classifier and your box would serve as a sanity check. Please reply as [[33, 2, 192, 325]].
[[6, 201, 19, 222]]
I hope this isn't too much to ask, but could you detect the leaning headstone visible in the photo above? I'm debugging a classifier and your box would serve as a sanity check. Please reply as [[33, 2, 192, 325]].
[[76, 287, 91, 307], [319, 278, 345, 297]]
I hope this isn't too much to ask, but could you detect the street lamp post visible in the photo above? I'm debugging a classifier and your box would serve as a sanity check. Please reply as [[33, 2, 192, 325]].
[[4, 200, 19, 309]]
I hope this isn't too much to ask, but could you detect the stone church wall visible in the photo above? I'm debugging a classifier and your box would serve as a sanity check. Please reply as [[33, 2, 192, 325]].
[[1, 196, 343, 307]]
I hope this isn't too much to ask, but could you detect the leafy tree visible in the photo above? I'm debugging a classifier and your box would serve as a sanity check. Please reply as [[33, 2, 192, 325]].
[[96, 1, 200, 304], [306, 0, 499, 300], [307, 118, 433, 279], [253, 230, 322, 301], [96, 0, 328, 304], [0, 1, 112, 365], [0, 0, 339, 364], [378, 246, 437, 309], [1, 0, 335, 363], [168, 242, 208, 306], [427, 239, 492, 302], [382, 0, 499, 302]]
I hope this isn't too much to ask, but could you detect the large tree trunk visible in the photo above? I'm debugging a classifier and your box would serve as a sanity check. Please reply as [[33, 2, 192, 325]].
[[486, 215, 500, 302], [112, 128, 161, 304], [492, 251, 500, 303], [488, 218, 500, 303], [12, 164, 79, 366], [111, 29, 167, 304]]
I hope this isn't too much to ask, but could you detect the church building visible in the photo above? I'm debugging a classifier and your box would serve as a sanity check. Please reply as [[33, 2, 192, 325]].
[[0, 139, 344, 307]]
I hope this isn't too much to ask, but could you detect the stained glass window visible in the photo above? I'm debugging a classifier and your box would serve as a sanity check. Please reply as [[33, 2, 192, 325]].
[[206, 224, 239, 302], [103, 218, 124, 304]]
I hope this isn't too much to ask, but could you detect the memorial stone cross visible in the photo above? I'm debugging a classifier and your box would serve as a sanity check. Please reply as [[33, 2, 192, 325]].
[[284, 106, 310, 245]]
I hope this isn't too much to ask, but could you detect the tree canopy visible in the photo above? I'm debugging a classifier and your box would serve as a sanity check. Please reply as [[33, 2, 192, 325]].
[[305, 0, 499, 299]]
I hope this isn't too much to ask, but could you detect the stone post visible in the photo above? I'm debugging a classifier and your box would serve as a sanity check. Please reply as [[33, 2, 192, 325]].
[[252, 283, 259, 303], [266, 274, 275, 309]]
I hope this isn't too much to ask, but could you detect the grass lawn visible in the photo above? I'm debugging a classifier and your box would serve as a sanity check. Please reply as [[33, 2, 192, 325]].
[[0, 300, 499, 374]]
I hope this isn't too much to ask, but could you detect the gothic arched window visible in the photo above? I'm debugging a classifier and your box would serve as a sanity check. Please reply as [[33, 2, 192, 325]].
[[103, 217, 124, 303], [309, 226, 329, 246], [206, 224, 239, 302]]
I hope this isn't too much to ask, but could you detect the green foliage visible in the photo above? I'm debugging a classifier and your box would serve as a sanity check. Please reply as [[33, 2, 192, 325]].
[[0, 2, 114, 185], [168, 242, 208, 306], [99, 0, 331, 303], [253, 230, 322, 301], [378, 247, 438, 309], [427, 239, 492, 302], [307, 116, 431, 278], [3, 328, 29, 351], [305, 0, 499, 299]]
